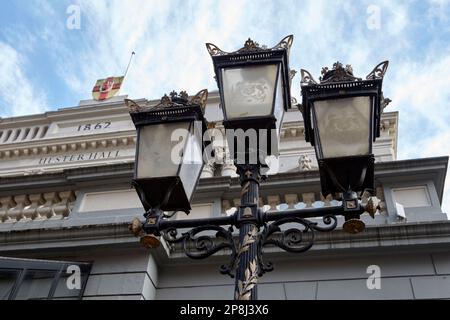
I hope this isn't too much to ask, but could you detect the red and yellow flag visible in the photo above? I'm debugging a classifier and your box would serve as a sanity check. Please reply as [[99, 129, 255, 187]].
[[92, 76, 124, 101]]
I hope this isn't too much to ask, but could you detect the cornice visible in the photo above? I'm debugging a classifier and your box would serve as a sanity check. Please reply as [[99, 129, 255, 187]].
[[0, 93, 398, 163], [2, 219, 450, 261], [0, 131, 137, 159]]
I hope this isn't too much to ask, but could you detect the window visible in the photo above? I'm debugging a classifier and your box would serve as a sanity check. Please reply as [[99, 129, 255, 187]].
[[0, 257, 91, 300]]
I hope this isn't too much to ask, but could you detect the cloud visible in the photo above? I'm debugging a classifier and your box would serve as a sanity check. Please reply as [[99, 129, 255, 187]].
[[1, 0, 449, 212], [389, 49, 450, 213], [0, 42, 47, 117]]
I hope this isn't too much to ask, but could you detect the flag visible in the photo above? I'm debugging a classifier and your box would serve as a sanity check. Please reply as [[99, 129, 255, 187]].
[[92, 76, 124, 101]]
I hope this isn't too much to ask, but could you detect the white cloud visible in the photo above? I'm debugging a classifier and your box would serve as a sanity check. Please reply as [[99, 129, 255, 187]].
[[0, 42, 47, 117], [2, 0, 449, 212], [388, 50, 450, 213], [390, 55, 450, 133]]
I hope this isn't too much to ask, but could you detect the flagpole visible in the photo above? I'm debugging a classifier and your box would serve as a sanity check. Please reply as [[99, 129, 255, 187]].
[[124, 51, 135, 79], [117, 52, 135, 96]]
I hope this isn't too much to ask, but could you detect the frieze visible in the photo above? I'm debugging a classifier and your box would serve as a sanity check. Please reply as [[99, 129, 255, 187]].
[[0, 148, 136, 177], [38, 150, 121, 165]]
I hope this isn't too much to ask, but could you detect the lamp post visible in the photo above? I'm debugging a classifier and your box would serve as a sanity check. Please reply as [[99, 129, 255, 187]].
[[299, 61, 389, 233], [126, 89, 210, 248], [127, 36, 388, 300], [205, 35, 294, 300]]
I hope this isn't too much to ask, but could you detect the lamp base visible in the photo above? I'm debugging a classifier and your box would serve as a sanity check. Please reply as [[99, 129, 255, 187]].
[[318, 155, 375, 196], [343, 219, 365, 234], [132, 177, 191, 213], [140, 234, 161, 248]]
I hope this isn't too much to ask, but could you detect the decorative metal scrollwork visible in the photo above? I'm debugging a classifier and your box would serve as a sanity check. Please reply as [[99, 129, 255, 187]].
[[128, 89, 209, 113], [272, 35, 294, 52], [159, 214, 337, 279], [319, 61, 362, 84], [301, 60, 389, 87], [190, 89, 209, 112], [124, 98, 142, 113], [206, 35, 293, 57], [258, 215, 338, 275], [300, 69, 318, 85], [162, 225, 237, 277], [366, 60, 389, 80], [205, 42, 227, 56]]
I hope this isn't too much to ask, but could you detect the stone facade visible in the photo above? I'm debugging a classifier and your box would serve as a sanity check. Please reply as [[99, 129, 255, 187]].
[[0, 92, 448, 300]]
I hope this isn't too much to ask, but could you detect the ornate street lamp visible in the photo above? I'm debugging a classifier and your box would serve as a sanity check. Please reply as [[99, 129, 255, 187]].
[[205, 36, 295, 300], [206, 35, 294, 159], [126, 90, 209, 247], [129, 36, 384, 301], [299, 61, 389, 233]]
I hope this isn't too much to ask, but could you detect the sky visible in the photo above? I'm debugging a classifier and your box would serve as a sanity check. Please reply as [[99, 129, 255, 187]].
[[0, 0, 449, 212]]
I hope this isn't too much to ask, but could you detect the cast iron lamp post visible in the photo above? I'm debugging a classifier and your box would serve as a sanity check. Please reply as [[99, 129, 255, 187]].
[[127, 36, 388, 300], [299, 61, 389, 233]]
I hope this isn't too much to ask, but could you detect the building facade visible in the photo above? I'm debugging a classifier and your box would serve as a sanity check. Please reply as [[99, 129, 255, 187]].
[[0, 92, 448, 300]]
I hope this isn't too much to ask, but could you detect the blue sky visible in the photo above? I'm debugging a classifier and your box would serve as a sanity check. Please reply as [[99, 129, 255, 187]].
[[0, 0, 449, 211]]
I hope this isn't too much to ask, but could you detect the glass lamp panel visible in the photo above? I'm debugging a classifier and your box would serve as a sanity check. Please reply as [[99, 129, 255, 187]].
[[313, 96, 371, 159], [178, 125, 203, 201], [274, 68, 284, 153], [136, 122, 190, 179], [269, 67, 285, 156], [221, 64, 278, 119]]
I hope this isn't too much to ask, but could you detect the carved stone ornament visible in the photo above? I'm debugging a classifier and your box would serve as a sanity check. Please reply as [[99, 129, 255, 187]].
[[299, 154, 313, 171], [381, 95, 392, 111], [206, 35, 293, 57]]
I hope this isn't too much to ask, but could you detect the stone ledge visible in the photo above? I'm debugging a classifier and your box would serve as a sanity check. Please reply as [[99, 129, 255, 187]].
[[2, 220, 450, 262]]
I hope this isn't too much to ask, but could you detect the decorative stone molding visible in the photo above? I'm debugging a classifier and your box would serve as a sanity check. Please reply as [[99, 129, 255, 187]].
[[284, 194, 299, 209], [51, 191, 75, 219], [218, 145, 237, 177], [380, 119, 394, 134], [267, 195, 281, 210], [302, 192, 315, 207], [0, 125, 49, 145], [0, 135, 137, 159], [6, 195, 30, 223], [376, 187, 387, 215], [280, 123, 305, 139], [22, 194, 44, 222], [221, 189, 386, 215], [36, 192, 59, 220], [299, 154, 314, 171], [320, 194, 334, 207], [0, 191, 76, 223], [0, 197, 16, 223], [200, 160, 215, 178], [221, 163, 237, 177]]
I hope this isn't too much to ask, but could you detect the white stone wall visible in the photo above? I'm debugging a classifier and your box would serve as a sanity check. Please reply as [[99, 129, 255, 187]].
[[0, 93, 398, 178]]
